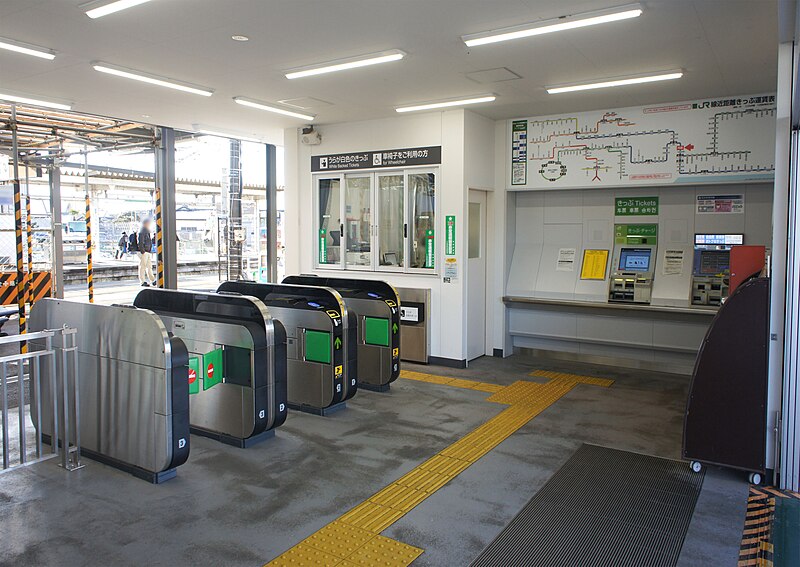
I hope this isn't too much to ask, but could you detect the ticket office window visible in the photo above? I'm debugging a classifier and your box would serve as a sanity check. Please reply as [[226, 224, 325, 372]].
[[314, 169, 437, 273]]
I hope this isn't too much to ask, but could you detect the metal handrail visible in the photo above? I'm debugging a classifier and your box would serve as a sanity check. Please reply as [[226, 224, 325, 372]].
[[0, 326, 83, 473]]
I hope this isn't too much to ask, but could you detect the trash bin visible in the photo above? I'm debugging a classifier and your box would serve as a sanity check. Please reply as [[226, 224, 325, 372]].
[[396, 287, 430, 364]]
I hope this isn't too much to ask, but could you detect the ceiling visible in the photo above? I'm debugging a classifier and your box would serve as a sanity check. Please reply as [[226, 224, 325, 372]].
[[0, 0, 780, 146]]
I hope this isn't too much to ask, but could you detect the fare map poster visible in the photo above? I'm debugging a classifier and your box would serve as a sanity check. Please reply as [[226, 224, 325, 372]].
[[510, 94, 776, 190]]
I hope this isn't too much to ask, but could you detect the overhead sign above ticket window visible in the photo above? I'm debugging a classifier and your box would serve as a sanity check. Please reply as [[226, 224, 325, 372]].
[[311, 146, 442, 172], [509, 94, 776, 190]]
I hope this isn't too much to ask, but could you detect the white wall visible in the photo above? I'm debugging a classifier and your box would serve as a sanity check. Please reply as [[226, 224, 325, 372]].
[[507, 183, 773, 306], [283, 110, 473, 362]]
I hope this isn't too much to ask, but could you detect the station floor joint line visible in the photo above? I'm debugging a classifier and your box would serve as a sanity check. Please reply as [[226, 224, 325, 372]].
[[264, 369, 614, 567]]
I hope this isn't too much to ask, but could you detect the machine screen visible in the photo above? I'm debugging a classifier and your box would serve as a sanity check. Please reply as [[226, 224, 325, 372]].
[[619, 248, 652, 272], [699, 250, 730, 275]]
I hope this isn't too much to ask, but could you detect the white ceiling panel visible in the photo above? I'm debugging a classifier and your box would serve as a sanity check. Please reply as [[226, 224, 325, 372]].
[[0, 0, 779, 145]]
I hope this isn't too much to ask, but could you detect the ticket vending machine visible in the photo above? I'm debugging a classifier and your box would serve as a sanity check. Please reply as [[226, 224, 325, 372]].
[[690, 234, 742, 307], [608, 246, 657, 304]]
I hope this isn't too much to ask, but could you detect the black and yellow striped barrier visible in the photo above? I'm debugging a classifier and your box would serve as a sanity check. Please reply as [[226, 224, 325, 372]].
[[0, 272, 51, 305], [155, 187, 164, 288], [85, 193, 94, 303], [25, 190, 33, 307], [13, 180, 25, 351], [739, 485, 800, 566]]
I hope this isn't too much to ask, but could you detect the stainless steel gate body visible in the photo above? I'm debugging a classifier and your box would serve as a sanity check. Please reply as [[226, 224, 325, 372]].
[[29, 299, 190, 483], [217, 282, 356, 415], [283, 276, 401, 391], [133, 289, 287, 447]]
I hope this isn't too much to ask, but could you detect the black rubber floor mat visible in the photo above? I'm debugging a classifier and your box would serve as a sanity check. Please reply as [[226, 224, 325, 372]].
[[471, 444, 705, 567]]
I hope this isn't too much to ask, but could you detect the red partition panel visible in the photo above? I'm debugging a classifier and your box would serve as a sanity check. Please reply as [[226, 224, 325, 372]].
[[730, 245, 766, 293]]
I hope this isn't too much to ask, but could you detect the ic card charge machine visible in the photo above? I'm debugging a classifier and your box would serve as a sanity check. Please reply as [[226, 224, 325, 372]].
[[608, 245, 656, 304]]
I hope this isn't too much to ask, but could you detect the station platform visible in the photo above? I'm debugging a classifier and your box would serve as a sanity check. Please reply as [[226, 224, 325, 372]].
[[0, 356, 753, 566]]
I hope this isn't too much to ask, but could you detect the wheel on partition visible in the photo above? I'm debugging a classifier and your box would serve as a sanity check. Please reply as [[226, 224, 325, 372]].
[[749, 472, 762, 485], [690, 461, 702, 473]]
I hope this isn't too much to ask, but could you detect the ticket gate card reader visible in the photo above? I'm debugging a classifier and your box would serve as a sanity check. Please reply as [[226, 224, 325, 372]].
[[283, 275, 401, 392], [218, 281, 357, 415], [29, 300, 191, 483], [608, 246, 656, 304], [134, 289, 288, 447]]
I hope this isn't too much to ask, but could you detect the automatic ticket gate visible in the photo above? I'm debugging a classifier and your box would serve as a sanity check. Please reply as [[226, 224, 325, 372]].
[[29, 299, 190, 483], [133, 289, 287, 447], [217, 281, 357, 415], [283, 275, 400, 392]]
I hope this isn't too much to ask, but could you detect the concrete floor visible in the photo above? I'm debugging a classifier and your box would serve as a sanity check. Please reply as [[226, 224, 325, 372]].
[[0, 355, 749, 567]]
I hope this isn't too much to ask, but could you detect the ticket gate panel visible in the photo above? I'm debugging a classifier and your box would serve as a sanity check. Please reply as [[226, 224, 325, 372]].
[[217, 281, 355, 412], [134, 289, 287, 445], [29, 300, 190, 482], [282, 275, 401, 390]]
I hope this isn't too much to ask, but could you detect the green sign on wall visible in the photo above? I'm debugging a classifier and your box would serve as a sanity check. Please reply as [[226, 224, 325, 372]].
[[425, 229, 435, 268], [615, 224, 658, 245], [445, 215, 456, 256], [318, 229, 327, 263], [615, 197, 659, 216]]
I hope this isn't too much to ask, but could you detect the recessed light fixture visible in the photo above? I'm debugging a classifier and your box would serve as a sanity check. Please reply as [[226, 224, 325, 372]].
[[92, 62, 214, 96], [395, 95, 496, 113], [234, 97, 315, 121], [546, 70, 683, 94], [231, 35, 249, 42], [285, 49, 405, 79], [84, 0, 154, 19], [0, 92, 72, 111], [462, 3, 642, 47], [0, 37, 56, 60]]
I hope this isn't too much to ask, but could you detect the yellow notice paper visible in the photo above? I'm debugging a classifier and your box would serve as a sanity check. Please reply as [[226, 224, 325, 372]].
[[581, 249, 609, 280]]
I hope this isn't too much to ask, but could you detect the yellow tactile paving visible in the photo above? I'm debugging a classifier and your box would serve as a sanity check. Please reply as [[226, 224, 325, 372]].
[[345, 536, 423, 566], [265, 368, 613, 567]]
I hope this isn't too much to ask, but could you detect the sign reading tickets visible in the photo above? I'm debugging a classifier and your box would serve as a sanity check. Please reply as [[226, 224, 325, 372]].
[[509, 94, 776, 190], [312, 146, 441, 172], [615, 197, 658, 216]]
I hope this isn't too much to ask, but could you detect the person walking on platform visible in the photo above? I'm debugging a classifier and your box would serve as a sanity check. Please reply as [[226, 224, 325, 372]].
[[115, 231, 128, 259], [137, 218, 155, 286]]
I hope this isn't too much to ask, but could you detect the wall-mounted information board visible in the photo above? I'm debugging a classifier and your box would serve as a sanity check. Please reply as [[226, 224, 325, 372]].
[[509, 94, 776, 190]]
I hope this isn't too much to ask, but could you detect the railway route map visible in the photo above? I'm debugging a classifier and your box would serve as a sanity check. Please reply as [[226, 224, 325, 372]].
[[509, 94, 776, 189]]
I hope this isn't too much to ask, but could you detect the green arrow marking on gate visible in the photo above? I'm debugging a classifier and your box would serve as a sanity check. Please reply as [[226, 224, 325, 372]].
[[392, 323, 398, 334], [334, 337, 342, 350]]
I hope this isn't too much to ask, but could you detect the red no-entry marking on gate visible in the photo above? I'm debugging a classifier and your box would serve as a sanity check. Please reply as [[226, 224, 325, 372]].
[[207, 364, 215, 380], [188, 368, 197, 384]]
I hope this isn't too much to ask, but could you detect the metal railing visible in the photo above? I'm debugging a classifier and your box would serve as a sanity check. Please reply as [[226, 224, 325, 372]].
[[0, 326, 83, 473]]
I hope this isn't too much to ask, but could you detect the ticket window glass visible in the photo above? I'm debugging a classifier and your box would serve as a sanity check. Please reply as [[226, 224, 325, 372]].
[[317, 177, 341, 266], [378, 173, 405, 270], [345, 175, 372, 269], [409, 172, 436, 271]]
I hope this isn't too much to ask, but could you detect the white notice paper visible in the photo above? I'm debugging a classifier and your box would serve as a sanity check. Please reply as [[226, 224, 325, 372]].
[[556, 248, 576, 271], [663, 249, 685, 276]]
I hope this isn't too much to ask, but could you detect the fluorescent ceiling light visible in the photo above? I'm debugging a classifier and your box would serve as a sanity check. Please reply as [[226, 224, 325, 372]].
[[234, 97, 315, 121], [0, 92, 72, 110], [84, 0, 154, 19], [0, 37, 56, 60], [547, 71, 683, 94], [395, 95, 496, 113], [463, 3, 642, 47], [285, 50, 405, 79], [92, 62, 214, 96], [196, 128, 263, 143]]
